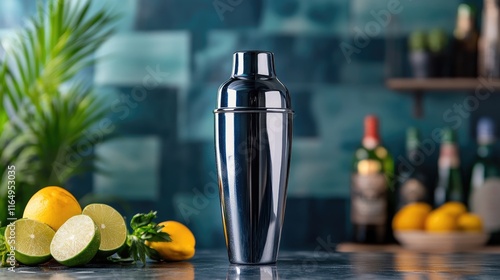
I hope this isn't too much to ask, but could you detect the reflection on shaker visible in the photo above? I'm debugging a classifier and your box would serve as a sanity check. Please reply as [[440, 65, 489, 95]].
[[214, 51, 293, 264], [226, 265, 279, 280]]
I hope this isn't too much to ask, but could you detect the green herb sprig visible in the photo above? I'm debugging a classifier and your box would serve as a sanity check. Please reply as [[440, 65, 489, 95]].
[[120, 211, 171, 266]]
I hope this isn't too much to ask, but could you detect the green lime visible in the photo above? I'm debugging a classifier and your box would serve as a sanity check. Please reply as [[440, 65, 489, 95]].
[[50, 215, 100, 267], [4, 219, 55, 265], [82, 203, 127, 257]]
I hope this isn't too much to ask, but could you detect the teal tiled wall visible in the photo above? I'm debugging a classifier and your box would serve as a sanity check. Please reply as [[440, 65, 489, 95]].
[[0, 0, 492, 249]]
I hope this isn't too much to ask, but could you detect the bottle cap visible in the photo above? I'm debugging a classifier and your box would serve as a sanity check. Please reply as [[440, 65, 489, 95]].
[[477, 117, 495, 144], [363, 115, 380, 149]]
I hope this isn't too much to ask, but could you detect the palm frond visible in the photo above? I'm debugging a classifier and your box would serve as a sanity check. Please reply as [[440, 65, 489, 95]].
[[0, 0, 117, 192]]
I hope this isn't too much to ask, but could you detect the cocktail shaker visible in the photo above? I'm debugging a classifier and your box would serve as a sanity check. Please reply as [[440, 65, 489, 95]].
[[214, 51, 293, 264]]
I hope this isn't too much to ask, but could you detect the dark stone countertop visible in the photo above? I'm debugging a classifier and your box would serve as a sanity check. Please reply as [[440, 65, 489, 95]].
[[2, 250, 500, 279]]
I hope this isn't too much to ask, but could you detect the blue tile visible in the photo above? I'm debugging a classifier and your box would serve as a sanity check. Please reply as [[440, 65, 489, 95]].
[[99, 86, 177, 136], [351, 0, 460, 36], [94, 136, 161, 200], [135, 0, 262, 31], [196, 31, 342, 85], [260, 0, 349, 35], [94, 32, 190, 87]]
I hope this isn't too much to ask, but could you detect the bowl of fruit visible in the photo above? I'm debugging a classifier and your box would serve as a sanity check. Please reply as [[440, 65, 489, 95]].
[[393, 202, 489, 253]]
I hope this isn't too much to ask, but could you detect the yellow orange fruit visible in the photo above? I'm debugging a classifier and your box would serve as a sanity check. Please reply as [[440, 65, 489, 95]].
[[437, 202, 467, 218], [392, 203, 432, 231], [145, 221, 196, 261], [457, 213, 483, 232], [425, 210, 458, 232], [23, 186, 82, 231]]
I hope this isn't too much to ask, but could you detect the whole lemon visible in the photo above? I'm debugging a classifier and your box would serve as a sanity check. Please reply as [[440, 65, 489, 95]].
[[438, 202, 467, 218], [145, 221, 195, 261], [457, 213, 483, 232], [425, 210, 458, 232], [392, 202, 432, 231], [23, 186, 82, 231]]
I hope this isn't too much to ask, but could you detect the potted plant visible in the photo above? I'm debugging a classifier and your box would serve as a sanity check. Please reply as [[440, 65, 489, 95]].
[[0, 0, 117, 226]]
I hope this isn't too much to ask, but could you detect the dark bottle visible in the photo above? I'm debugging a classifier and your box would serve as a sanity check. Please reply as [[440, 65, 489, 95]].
[[470, 118, 500, 191], [351, 115, 393, 243], [397, 127, 430, 210], [434, 128, 463, 207], [452, 3, 479, 77]]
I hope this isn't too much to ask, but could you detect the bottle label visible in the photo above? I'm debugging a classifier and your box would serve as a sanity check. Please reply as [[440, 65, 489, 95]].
[[400, 178, 426, 204], [439, 144, 460, 169], [351, 174, 388, 225]]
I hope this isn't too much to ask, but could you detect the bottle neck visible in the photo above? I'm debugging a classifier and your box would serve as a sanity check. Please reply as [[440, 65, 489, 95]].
[[362, 116, 380, 150], [477, 142, 494, 159], [439, 143, 460, 169], [232, 51, 276, 78]]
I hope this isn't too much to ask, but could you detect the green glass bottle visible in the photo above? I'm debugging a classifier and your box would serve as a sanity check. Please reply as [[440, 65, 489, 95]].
[[397, 127, 430, 210], [470, 118, 500, 191], [434, 128, 463, 207], [351, 115, 393, 243]]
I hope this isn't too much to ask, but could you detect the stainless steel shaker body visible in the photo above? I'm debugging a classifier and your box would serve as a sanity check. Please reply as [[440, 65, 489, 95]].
[[214, 51, 293, 264]]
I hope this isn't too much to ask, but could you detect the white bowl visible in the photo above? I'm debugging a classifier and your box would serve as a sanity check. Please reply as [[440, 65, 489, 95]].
[[394, 231, 489, 253]]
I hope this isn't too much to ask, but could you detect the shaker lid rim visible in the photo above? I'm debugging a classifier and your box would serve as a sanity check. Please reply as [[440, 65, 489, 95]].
[[214, 108, 293, 114]]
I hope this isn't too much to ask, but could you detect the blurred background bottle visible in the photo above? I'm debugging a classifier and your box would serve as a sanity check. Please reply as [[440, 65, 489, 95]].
[[469, 118, 500, 244], [396, 127, 431, 210], [479, 0, 500, 77], [470, 118, 500, 192], [434, 128, 463, 206], [452, 3, 479, 77], [351, 115, 393, 243]]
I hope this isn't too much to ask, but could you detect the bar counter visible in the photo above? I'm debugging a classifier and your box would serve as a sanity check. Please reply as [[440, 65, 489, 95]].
[[2, 249, 500, 279]]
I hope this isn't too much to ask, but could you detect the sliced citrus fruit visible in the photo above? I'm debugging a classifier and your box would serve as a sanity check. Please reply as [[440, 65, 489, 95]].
[[82, 203, 127, 257], [50, 215, 100, 267], [4, 219, 55, 265]]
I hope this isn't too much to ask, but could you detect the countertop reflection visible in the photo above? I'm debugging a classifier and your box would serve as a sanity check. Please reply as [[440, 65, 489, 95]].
[[3, 250, 500, 279]]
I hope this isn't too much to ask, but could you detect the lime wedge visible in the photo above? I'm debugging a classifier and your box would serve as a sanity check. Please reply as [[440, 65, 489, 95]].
[[82, 203, 127, 257], [4, 219, 55, 265], [50, 215, 100, 267]]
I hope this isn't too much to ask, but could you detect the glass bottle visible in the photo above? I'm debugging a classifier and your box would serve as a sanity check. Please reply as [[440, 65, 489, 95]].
[[397, 127, 430, 210], [434, 128, 463, 207], [351, 115, 392, 243]]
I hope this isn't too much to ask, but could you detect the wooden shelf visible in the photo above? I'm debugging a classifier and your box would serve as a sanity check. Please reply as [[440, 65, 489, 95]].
[[386, 78, 500, 91], [386, 78, 500, 117]]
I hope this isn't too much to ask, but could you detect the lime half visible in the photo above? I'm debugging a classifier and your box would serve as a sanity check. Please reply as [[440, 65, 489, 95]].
[[4, 219, 55, 265], [82, 203, 127, 257], [50, 215, 100, 267]]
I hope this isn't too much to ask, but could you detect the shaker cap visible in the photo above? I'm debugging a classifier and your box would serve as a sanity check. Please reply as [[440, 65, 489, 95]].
[[215, 51, 292, 112]]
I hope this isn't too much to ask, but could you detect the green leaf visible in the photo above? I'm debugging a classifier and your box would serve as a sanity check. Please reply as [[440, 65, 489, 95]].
[[146, 231, 171, 243], [122, 211, 171, 266], [130, 211, 157, 230]]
